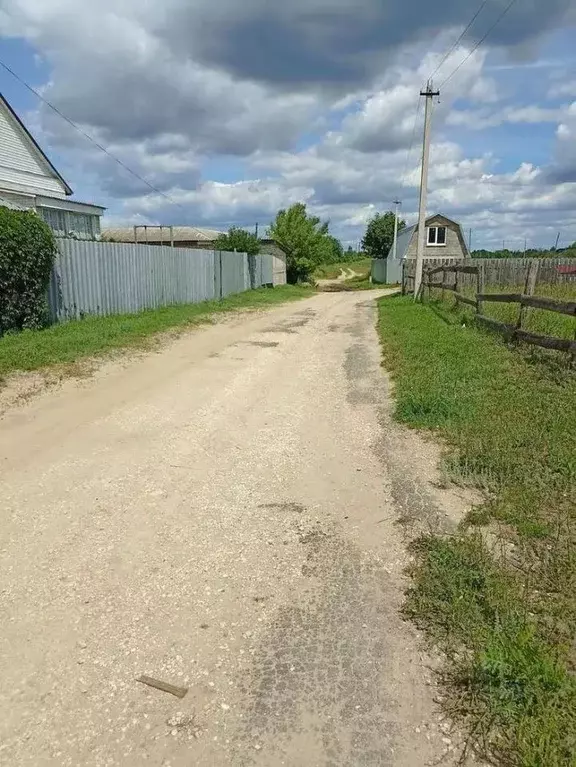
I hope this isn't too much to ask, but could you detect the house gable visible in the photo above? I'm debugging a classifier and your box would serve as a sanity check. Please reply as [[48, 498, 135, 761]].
[[0, 94, 72, 199], [402, 214, 469, 260]]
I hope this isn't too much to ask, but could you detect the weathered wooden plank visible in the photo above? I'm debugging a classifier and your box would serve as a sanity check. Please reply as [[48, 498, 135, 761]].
[[520, 295, 576, 316], [454, 292, 478, 307], [449, 265, 480, 274], [425, 265, 446, 276], [515, 329, 576, 353], [477, 293, 522, 303], [476, 315, 515, 335], [137, 675, 188, 699]]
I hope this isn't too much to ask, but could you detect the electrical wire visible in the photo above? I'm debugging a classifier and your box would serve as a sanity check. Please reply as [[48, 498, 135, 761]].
[[399, 97, 422, 193], [0, 58, 186, 210], [427, 0, 490, 82], [438, 0, 519, 89]]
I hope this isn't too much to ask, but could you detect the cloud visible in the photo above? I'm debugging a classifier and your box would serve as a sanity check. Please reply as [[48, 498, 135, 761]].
[[546, 101, 576, 183], [1, 0, 575, 248], [447, 104, 569, 130]]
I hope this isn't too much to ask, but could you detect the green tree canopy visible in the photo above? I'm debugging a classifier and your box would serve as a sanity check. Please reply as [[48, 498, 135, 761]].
[[214, 226, 260, 256], [361, 211, 405, 259], [326, 234, 344, 263], [268, 203, 335, 283]]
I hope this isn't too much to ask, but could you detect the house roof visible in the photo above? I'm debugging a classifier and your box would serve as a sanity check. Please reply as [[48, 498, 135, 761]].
[[101, 225, 225, 243], [387, 213, 468, 259], [0, 93, 73, 196], [0, 193, 30, 211]]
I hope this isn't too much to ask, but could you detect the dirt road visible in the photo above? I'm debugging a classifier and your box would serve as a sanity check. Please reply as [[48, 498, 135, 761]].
[[0, 291, 462, 766]]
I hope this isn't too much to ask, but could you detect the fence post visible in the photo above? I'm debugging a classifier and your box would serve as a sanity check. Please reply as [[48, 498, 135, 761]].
[[454, 266, 459, 307], [401, 261, 406, 295], [517, 259, 540, 331], [476, 263, 484, 316]]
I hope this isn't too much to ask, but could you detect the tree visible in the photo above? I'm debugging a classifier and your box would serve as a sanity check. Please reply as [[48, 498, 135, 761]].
[[326, 235, 344, 263], [0, 207, 57, 335], [361, 211, 405, 259], [268, 203, 334, 283], [214, 226, 260, 256]]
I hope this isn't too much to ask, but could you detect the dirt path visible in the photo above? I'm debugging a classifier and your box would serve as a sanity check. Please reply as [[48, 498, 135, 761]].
[[0, 291, 466, 766]]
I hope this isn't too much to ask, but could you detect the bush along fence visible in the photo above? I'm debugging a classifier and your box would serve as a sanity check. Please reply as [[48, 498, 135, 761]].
[[403, 258, 576, 357], [48, 239, 275, 323], [0, 207, 57, 336]]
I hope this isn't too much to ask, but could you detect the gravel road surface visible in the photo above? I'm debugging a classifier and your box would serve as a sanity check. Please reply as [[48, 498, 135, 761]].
[[0, 291, 462, 766]]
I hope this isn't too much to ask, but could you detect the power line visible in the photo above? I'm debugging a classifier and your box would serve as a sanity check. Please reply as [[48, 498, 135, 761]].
[[0, 58, 186, 210], [439, 0, 519, 89], [428, 0, 491, 82], [399, 97, 422, 192]]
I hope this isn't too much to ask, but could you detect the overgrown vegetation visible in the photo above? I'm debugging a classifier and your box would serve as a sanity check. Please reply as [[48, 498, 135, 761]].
[[214, 226, 261, 256], [377, 296, 576, 766], [268, 203, 342, 283], [0, 207, 58, 335], [0, 285, 313, 383], [362, 210, 405, 259]]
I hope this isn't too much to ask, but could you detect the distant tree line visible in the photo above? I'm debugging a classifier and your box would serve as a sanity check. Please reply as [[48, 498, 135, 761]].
[[472, 245, 576, 259]]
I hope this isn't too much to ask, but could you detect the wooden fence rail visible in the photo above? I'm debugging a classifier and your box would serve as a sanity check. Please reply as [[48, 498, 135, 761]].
[[419, 260, 576, 356]]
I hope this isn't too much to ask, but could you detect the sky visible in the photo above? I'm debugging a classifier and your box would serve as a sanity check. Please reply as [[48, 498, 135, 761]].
[[0, 0, 576, 250]]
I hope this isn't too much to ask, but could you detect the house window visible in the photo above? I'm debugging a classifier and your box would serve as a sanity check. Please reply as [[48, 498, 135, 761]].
[[427, 226, 447, 246]]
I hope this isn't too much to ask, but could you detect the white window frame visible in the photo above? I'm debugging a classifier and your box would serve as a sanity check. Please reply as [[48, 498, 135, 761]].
[[427, 226, 447, 247]]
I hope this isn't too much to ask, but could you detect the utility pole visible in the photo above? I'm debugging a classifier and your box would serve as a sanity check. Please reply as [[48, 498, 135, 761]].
[[553, 231, 560, 251], [414, 82, 439, 298], [392, 198, 402, 261], [255, 222, 259, 239]]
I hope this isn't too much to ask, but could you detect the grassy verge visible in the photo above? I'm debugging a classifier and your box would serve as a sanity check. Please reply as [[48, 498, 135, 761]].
[[314, 258, 371, 279], [377, 295, 576, 766], [0, 285, 313, 382]]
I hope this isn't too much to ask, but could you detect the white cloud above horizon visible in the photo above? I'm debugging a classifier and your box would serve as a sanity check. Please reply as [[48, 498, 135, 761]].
[[1, 0, 575, 249]]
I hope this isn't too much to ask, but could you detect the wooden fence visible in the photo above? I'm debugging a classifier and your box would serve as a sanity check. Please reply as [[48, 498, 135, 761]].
[[410, 259, 576, 356], [404, 257, 576, 289]]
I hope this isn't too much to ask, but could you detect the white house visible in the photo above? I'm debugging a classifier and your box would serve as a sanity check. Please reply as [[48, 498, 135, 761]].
[[0, 93, 104, 238]]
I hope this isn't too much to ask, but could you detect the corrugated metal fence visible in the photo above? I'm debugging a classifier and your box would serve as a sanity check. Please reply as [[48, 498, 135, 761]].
[[48, 240, 274, 323], [371, 259, 403, 285]]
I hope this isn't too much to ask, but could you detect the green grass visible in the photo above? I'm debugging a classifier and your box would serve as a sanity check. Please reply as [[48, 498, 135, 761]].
[[377, 295, 576, 766], [314, 258, 371, 279], [428, 281, 576, 341], [0, 285, 313, 382]]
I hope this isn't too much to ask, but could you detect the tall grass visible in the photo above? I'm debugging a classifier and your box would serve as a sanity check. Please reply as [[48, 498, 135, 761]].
[[426, 280, 576, 341], [378, 295, 576, 766]]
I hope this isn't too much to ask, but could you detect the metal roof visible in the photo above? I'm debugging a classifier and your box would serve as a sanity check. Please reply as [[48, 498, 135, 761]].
[[101, 226, 224, 243], [0, 193, 30, 211], [388, 224, 416, 260]]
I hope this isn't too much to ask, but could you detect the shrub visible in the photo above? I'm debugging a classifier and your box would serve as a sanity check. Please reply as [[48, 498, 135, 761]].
[[0, 207, 57, 335]]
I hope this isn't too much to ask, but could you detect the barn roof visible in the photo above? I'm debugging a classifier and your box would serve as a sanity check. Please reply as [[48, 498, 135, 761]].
[[101, 226, 224, 243]]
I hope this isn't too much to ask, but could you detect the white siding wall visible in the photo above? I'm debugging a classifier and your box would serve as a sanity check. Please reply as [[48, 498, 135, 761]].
[[0, 104, 67, 198]]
